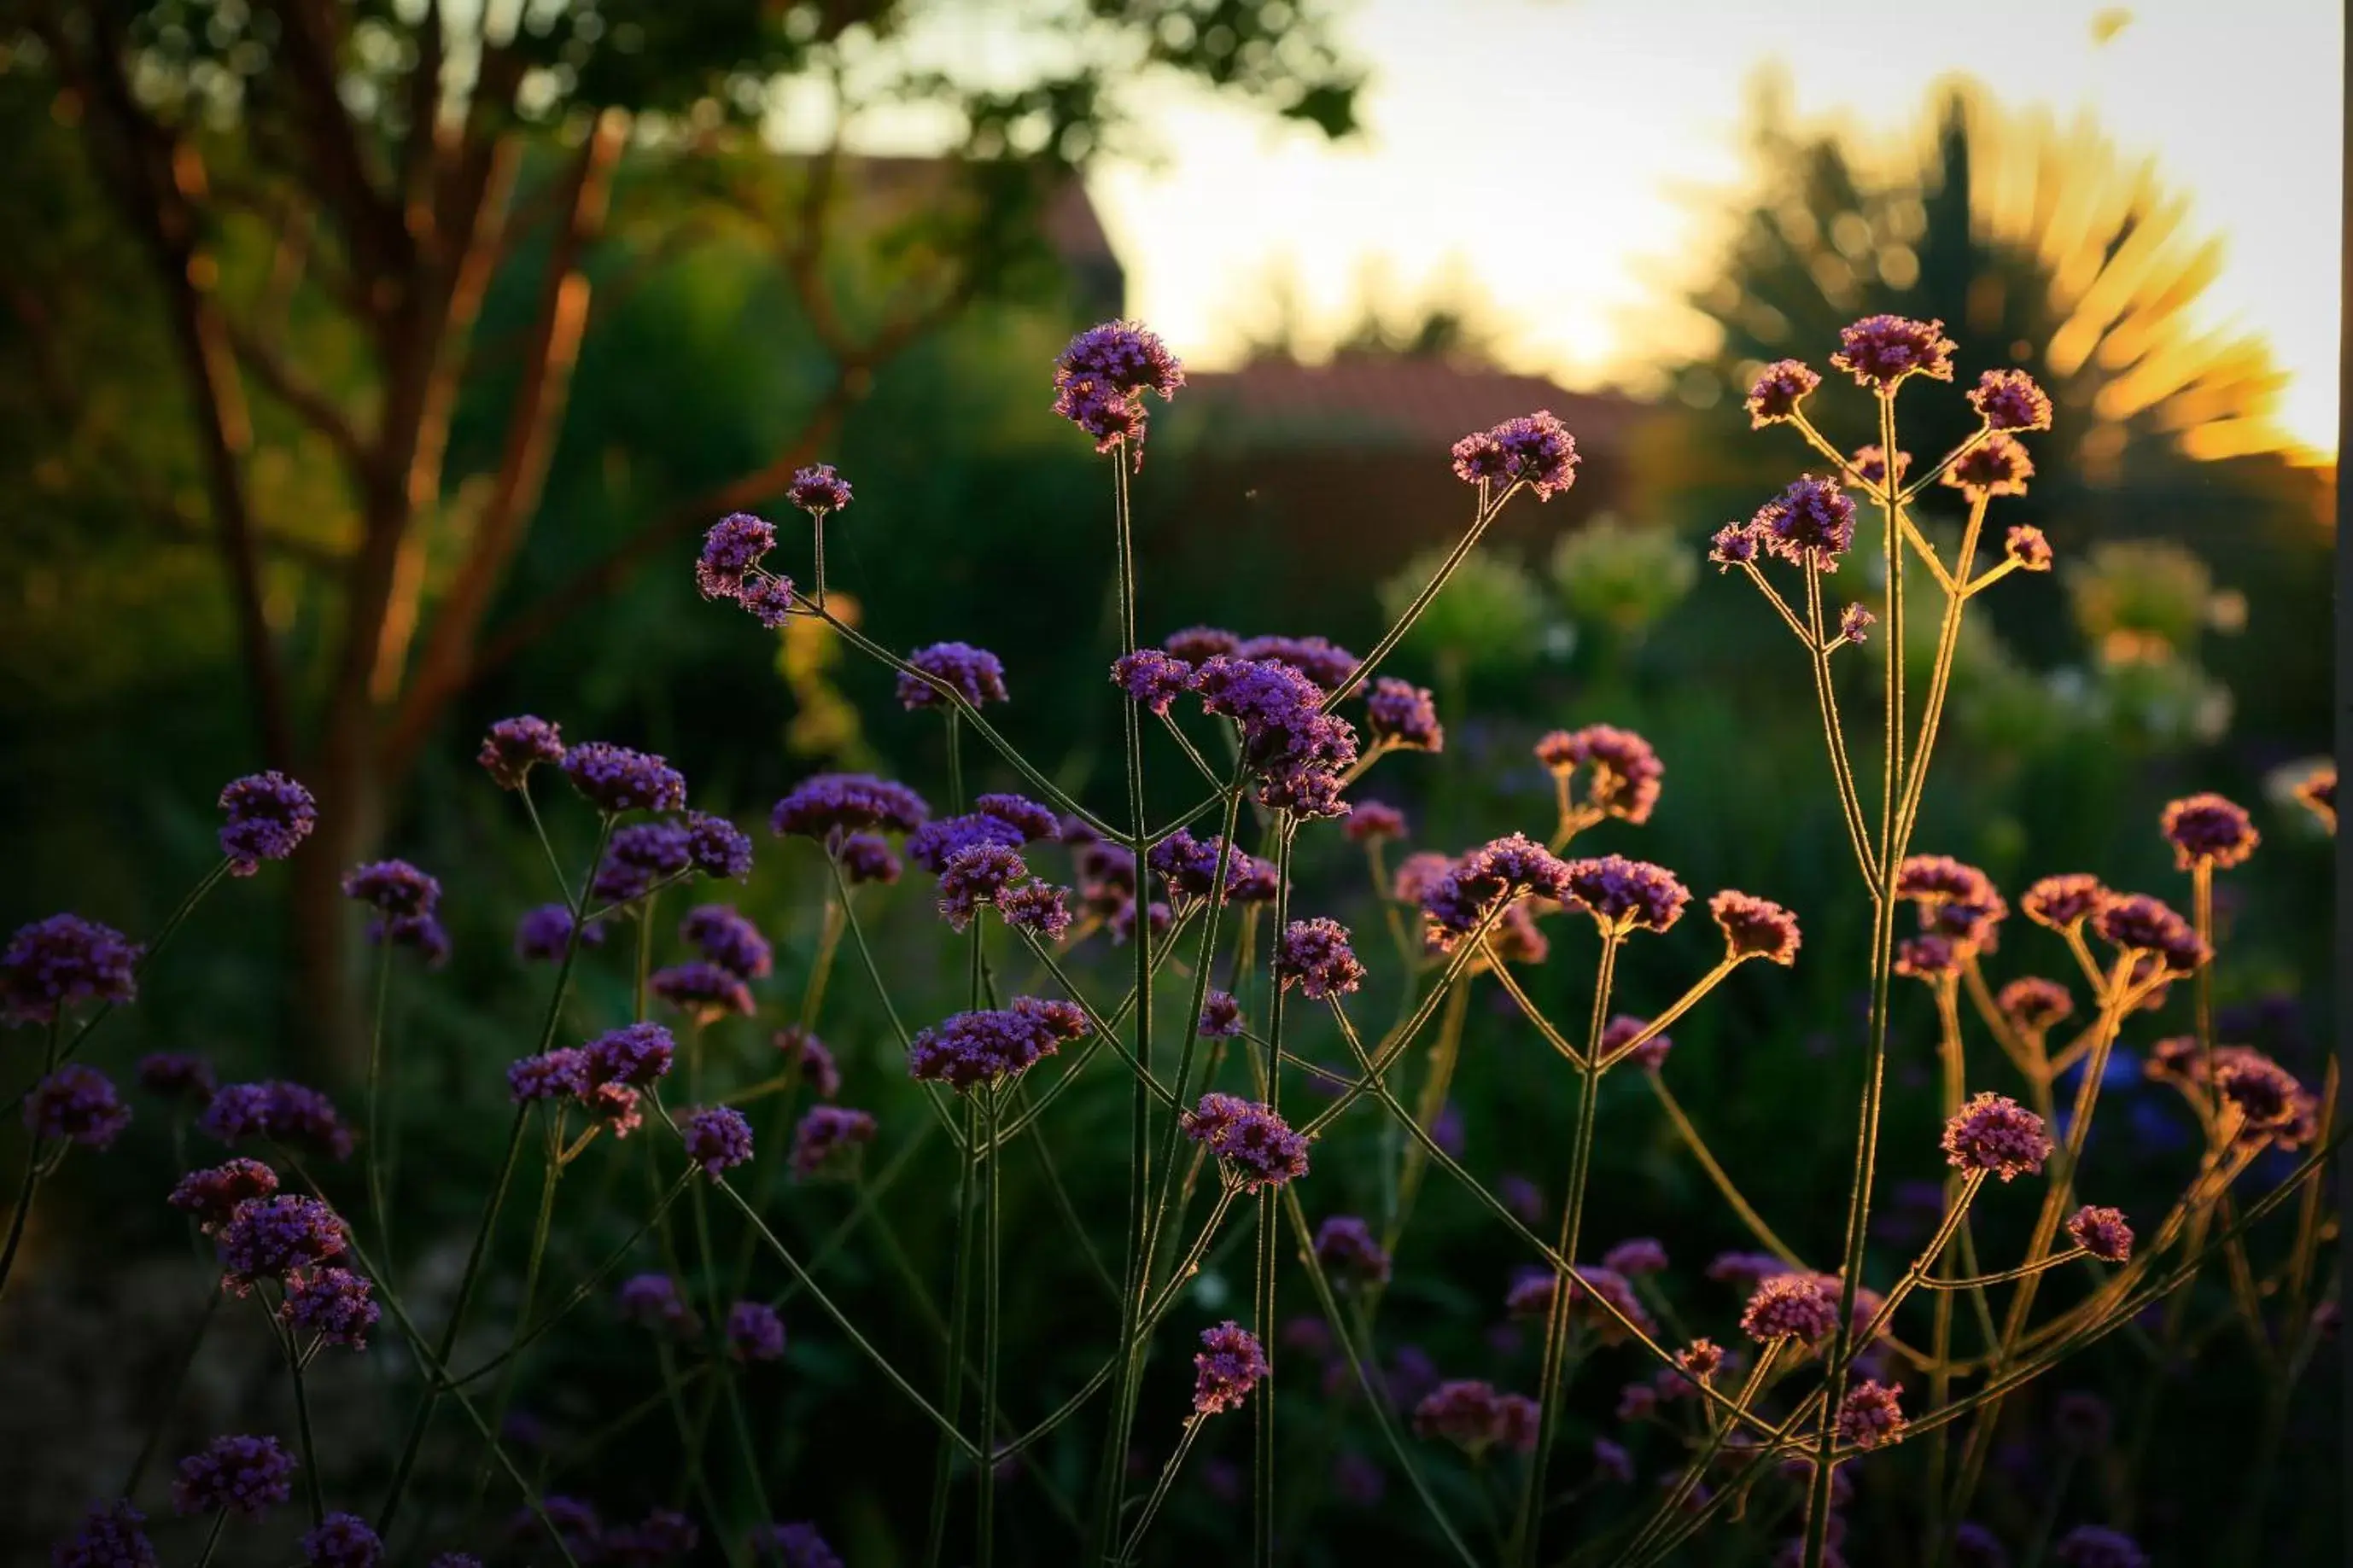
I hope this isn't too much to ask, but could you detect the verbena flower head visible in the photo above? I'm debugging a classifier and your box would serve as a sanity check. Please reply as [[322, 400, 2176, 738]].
[[1712, 890, 1801, 965], [1165, 626, 1241, 663], [1708, 522, 1760, 571], [1054, 320, 1182, 458], [1549, 725, 1663, 822], [476, 717, 565, 790], [2053, 1525, 2148, 1568], [681, 1105, 754, 1178], [218, 772, 318, 873], [1997, 977, 2074, 1033], [972, 792, 1059, 842], [53, 1500, 157, 1568], [507, 1047, 590, 1106], [1412, 1380, 1535, 1455], [682, 906, 773, 980], [1365, 679, 1444, 751], [1182, 1093, 1310, 1190], [168, 1158, 280, 1232], [1391, 850, 1453, 907], [217, 1194, 349, 1287], [698, 512, 776, 601], [2091, 894, 2208, 973], [1603, 1013, 1671, 1070], [908, 814, 1025, 875], [2214, 1049, 2311, 1143], [1568, 1265, 1658, 1343], [593, 821, 692, 904], [1836, 1380, 1906, 1450], [1745, 359, 1821, 426], [908, 999, 1089, 1091], [786, 463, 853, 515], [1969, 368, 2053, 431], [1740, 1274, 1839, 1346], [1345, 801, 1406, 842], [299, 1513, 382, 1568], [26, 1064, 131, 1150], [1754, 475, 1858, 568], [2022, 873, 2110, 930], [1838, 603, 1876, 644], [2004, 525, 2052, 571], [172, 1433, 295, 1518], [1198, 990, 1243, 1038], [1185, 1320, 1274, 1422], [684, 813, 755, 881], [1451, 410, 1579, 500], [199, 1081, 354, 1159], [617, 1273, 696, 1335], [1944, 431, 2035, 497], [1896, 934, 1962, 982], [750, 1520, 844, 1568], [1194, 656, 1361, 817], [1603, 1238, 1669, 1276], [585, 1022, 675, 1088], [898, 641, 1008, 711], [3, 913, 143, 1025], [1849, 445, 1909, 488], [1942, 1093, 2052, 1181], [790, 1105, 877, 1181], [836, 832, 902, 884], [1564, 855, 1690, 936], [1896, 855, 2006, 951], [1313, 1215, 1391, 1285], [1676, 1338, 1725, 1380], [727, 1300, 786, 1361], [739, 575, 797, 627], [563, 742, 687, 815], [996, 878, 1075, 940], [1829, 314, 1956, 389], [2066, 1204, 2134, 1262], [937, 842, 1033, 932], [283, 1267, 378, 1349], [771, 773, 930, 841], [651, 961, 755, 1022], [1239, 634, 1359, 691], [515, 904, 605, 963], [1276, 918, 1365, 1000], [2160, 792, 2259, 870], [137, 1052, 218, 1105], [1111, 650, 1196, 716], [1419, 832, 1571, 945], [341, 859, 438, 923]]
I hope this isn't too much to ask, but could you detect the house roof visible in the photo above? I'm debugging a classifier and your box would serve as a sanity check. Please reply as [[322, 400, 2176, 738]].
[[1181, 353, 1648, 450]]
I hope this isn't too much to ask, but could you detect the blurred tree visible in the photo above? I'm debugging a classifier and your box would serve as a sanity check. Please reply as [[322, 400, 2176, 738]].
[[1, 0, 1359, 1063]]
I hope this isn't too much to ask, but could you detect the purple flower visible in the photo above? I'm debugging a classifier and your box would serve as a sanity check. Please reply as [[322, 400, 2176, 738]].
[[937, 843, 1033, 932], [593, 821, 693, 904], [1829, 314, 1956, 389], [974, 793, 1060, 841], [1740, 1274, 1839, 1346], [1676, 1338, 1726, 1380], [1450, 411, 1580, 500], [585, 1023, 675, 1088], [516, 904, 604, 963], [2160, 792, 2259, 870], [771, 773, 930, 839], [1603, 1238, 1668, 1276], [1944, 432, 2035, 497], [908, 999, 1090, 1091], [511, 1497, 605, 1562], [897, 642, 1008, 711], [2091, 894, 2208, 972], [2022, 874, 2110, 930], [2005, 525, 2053, 571], [1563, 854, 1690, 935], [168, 1159, 280, 1232], [1838, 603, 1876, 644], [996, 879, 1074, 940], [137, 1052, 218, 1105], [3, 914, 142, 1025], [698, 513, 777, 601], [1345, 801, 1406, 842], [681, 1105, 753, 1178], [1997, 977, 2073, 1033], [1198, 990, 1243, 1039], [1896, 855, 2006, 950], [507, 1048, 591, 1105], [477, 717, 566, 790], [217, 1195, 349, 1288], [374, 912, 451, 965], [1942, 1093, 2052, 1181], [1539, 725, 1663, 822], [341, 860, 440, 918], [684, 813, 755, 881], [218, 772, 318, 873], [1191, 1320, 1268, 1415], [284, 1268, 378, 1349], [908, 814, 1025, 876], [1754, 475, 1858, 568], [1836, 1380, 1906, 1449], [776, 1027, 840, 1099], [298, 1515, 382, 1568], [1194, 655, 1361, 817], [1708, 522, 1760, 570], [618, 1274, 696, 1335], [1237, 634, 1359, 691], [1412, 1380, 1532, 1454], [1593, 1438, 1634, 1486], [727, 1300, 786, 1361], [52, 1501, 157, 1568], [1181, 1093, 1309, 1191], [1313, 1215, 1391, 1285], [1745, 358, 1822, 426], [200, 1081, 354, 1159], [1896, 934, 1962, 981], [1054, 321, 1183, 458], [1968, 369, 2052, 432], [786, 463, 853, 515], [1112, 650, 1197, 715], [739, 575, 797, 627], [2215, 1050, 2312, 1143], [1165, 626, 1241, 662], [682, 906, 773, 980], [1365, 678, 1444, 751], [1419, 833, 1572, 947], [2053, 1526, 2147, 1568], [836, 832, 902, 884], [607, 1507, 699, 1565], [26, 1064, 131, 1150], [1566, 1265, 1657, 1343], [563, 743, 687, 815], [1849, 444, 1909, 487], [172, 1434, 295, 1518], [1710, 890, 1801, 965], [750, 1520, 844, 1568], [1276, 918, 1365, 1000], [790, 1105, 877, 1180]]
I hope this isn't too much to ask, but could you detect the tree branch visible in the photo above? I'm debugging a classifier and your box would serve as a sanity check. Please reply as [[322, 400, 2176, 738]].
[[225, 315, 374, 479]]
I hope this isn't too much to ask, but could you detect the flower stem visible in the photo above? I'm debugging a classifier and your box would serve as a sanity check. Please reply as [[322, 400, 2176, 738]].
[[365, 938, 395, 1282], [978, 1085, 1004, 1566], [926, 1094, 983, 1568], [123, 1285, 225, 1501]]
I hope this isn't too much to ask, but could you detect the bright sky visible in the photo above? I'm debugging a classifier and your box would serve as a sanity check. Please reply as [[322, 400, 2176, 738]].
[[1086, 0, 2344, 456]]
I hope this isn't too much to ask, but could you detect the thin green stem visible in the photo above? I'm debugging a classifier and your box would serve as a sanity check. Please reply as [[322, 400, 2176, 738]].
[[1320, 486, 1510, 708], [978, 1086, 1004, 1566], [928, 1094, 983, 1568], [365, 938, 395, 1279]]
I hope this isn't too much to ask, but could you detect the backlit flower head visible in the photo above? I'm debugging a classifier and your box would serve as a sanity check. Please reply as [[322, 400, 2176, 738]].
[[137, 1052, 218, 1105], [898, 642, 1008, 711], [1165, 626, 1241, 663], [1345, 800, 1406, 842], [563, 743, 687, 815], [1603, 1013, 1672, 1070], [199, 1081, 354, 1159], [2215, 1049, 2310, 1142], [585, 1082, 643, 1138], [790, 1105, 876, 1180], [996, 878, 1075, 941], [770, 774, 930, 840], [476, 718, 565, 791], [1942, 1093, 2052, 1180], [1969, 369, 2052, 432], [593, 821, 692, 904], [2091, 894, 2208, 972], [2066, 1204, 2133, 1262], [836, 832, 902, 884], [1182, 1093, 1310, 1190], [1838, 603, 1876, 644], [1740, 1274, 1839, 1346], [2022, 873, 2110, 930], [1198, 990, 1243, 1038], [506, 1047, 589, 1105], [217, 1195, 348, 1287], [1451, 411, 1579, 499], [167, 1158, 280, 1232], [937, 842, 1032, 932], [1745, 359, 1821, 426], [2160, 792, 2259, 870], [2, 913, 142, 1025], [1419, 832, 1572, 945], [1191, 1320, 1268, 1415], [772, 1026, 839, 1099], [1603, 1238, 1669, 1276], [1754, 475, 1858, 568], [1849, 445, 1909, 488], [172, 1434, 295, 1518], [1564, 855, 1690, 935], [727, 1300, 786, 1361], [682, 905, 772, 980], [1366, 679, 1444, 751], [1708, 522, 1760, 571], [1997, 977, 2074, 1034], [283, 1267, 378, 1349], [908, 999, 1089, 1091], [1896, 855, 2006, 950], [1314, 1215, 1392, 1286], [1391, 850, 1454, 907], [26, 1064, 131, 1149], [684, 813, 755, 881], [739, 575, 797, 627], [681, 1105, 754, 1178], [515, 904, 604, 964], [1712, 890, 1801, 965], [1550, 725, 1664, 823], [1895, 934, 1962, 982], [1238, 634, 1359, 691], [1836, 1380, 1906, 1450], [1675, 1338, 1725, 1380], [1276, 918, 1365, 1000], [650, 960, 755, 1023], [1112, 650, 1197, 715], [585, 1022, 675, 1088], [218, 772, 318, 873], [1944, 432, 2035, 497], [1194, 656, 1360, 817], [2004, 525, 2052, 571], [698, 513, 775, 601], [785, 463, 853, 515], [908, 813, 1025, 876], [1829, 315, 1955, 389]]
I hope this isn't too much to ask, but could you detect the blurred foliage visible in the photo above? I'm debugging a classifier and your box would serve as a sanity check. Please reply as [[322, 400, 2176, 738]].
[[1547, 514, 1696, 644], [1377, 545, 1552, 679]]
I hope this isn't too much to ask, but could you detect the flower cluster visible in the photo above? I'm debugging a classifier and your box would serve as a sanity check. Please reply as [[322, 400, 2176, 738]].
[[3, 912, 142, 1025], [1191, 1320, 1269, 1416], [563, 742, 687, 815], [1313, 1215, 1392, 1285], [898, 641, 1008, 711], [771, 773, 930, 842], [1112, 648, 1198, 715], [2090, 894, 2209, 974], [1418, 832, 1571, 947], [1836, 1380, 1907, 1450], [1968, 368, 2053, 431], [1751, 475, 1858, 568], [681, 1105, 754, 1178], [168, 1158, 281, 1230], [1941, 1093, 2052, 1181], [1828, 314, 1956, 388], [908, 998, 1089, 1091], [1945, 431, 2035, 497], [1275, 917, 1365, 1000], [216, 1195, 350, 1289], [25, 1064, 131, 1150], [1739, 1274, 1840, 1347], [342, 859, 448, 963], [217, 771, 318, 873], [727, 1300, 787, 1361], [172, 1433, 296, 1518], [477, 716, 565, 790], [2066, 1204, 2134, 1263], [1365, 678, 1444, 751], [1450, 411, 1579, 500], [1054, 320, 1183, 459], [283, 1266, 379, 1349], [1411, 1379, 1538, 1455], [1194, 655, 1361, 817], [1745, 359, 1821, 427], [1182, 1093, 1311, 1190], [200, 1080, 355, 1159], [1563, 854, 1690, 936], [791, 1105, 877, 1180], [1533, 724, 1663, 825], [2159, 792, 2259, 870]]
